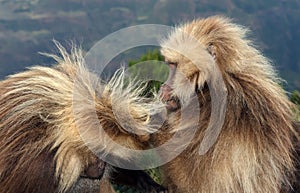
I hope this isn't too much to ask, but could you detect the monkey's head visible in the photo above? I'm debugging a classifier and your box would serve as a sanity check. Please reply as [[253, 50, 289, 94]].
[[159, 16, 265, 111], [51, 44, 164, 191], [72, 66, 164, 157]]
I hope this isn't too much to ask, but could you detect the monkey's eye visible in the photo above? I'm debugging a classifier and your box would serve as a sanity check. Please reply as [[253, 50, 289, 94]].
[[165, 61, 178, 67]]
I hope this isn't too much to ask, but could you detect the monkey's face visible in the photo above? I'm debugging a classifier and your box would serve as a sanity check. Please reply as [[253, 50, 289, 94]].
[[160, 37, 216, 112]]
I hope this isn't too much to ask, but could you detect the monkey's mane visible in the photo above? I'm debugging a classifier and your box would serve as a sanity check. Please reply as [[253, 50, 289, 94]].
[[0, 41, 160, 192], [159, 16, 298, 193]]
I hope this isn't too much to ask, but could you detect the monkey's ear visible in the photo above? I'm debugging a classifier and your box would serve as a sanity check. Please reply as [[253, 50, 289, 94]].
[[207, 43, 216, 60]]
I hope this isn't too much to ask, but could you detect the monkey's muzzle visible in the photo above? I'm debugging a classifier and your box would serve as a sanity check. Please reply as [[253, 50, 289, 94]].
[[160, 84, 180, 111], [81, 158, 106, 179]]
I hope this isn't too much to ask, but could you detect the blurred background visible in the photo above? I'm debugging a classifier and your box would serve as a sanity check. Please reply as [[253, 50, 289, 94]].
[[0, 0, 299, 95]]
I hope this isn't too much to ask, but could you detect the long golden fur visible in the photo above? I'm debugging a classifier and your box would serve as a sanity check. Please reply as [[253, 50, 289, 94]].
[[155, 16, 299, 193], [0, 42, 162, 193]]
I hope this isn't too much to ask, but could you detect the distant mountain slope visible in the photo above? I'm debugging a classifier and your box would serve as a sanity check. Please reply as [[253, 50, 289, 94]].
[[0, 0, 299, 90]]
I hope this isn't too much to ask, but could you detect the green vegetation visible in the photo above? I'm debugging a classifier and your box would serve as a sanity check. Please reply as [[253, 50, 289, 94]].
[[112, 50, 165, 192], [291, 91, 300, 106], [128, 49, 167, 96], [291, 90, 300, 121], [128, 49, 164, 66], [113, 168, 163, 193]]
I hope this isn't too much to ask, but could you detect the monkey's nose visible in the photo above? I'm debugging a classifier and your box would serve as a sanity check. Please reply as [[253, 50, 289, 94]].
[[159, 84, 180, 111], [159, 84, 173, 102], [81, 159, 106, 179]]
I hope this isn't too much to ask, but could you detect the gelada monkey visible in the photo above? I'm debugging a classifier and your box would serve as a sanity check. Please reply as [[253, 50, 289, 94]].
[[0, 41, 165, 193], [154, 16, 299, 193]]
